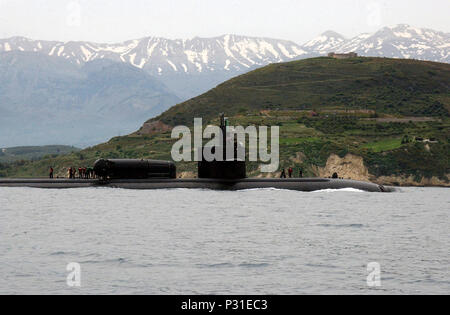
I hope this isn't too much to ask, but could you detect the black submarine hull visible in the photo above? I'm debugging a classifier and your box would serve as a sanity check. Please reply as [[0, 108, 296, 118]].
[[0, 178, 392, 192]]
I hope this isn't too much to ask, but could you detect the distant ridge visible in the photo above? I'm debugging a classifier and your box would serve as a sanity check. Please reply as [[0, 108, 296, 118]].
[[0, 24, 448, 99], [0, 145, 80, 163]]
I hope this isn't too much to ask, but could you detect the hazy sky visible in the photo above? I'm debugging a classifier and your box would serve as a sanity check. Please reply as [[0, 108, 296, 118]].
[[0, 0, 449, 44]]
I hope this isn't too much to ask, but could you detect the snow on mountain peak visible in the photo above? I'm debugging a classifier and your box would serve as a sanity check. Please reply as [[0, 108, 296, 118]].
[[321, 30, 346, 39], [0, 24, 448, 79], [303, 30, 346, 53], [332, 24, 450, 61]]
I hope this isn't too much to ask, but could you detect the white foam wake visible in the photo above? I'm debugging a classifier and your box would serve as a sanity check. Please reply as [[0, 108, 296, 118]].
[[311, 188, 366, 193]]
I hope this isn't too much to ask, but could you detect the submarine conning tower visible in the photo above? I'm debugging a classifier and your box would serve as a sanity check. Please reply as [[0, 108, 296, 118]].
[[198, 114, 246, 180]]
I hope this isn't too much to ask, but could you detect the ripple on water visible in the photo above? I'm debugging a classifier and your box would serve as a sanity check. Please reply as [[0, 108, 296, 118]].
[[317, 224, 365, 228]]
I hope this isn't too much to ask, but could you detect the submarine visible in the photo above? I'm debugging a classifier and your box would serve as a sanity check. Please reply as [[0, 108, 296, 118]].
[[0, 115, 392, 192]]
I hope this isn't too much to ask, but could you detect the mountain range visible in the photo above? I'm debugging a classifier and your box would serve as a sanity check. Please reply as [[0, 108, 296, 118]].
[[0, 53, 180, 147], [0, 24, 449, 147], [1, 24, 449, 99], [304, 25, 449, 62]]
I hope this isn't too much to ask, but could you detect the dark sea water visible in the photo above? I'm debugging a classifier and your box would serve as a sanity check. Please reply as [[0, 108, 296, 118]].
[[0, 187, 449, 295]]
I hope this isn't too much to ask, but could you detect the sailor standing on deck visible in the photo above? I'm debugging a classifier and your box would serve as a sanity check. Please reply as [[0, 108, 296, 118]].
[[49, 167, 54, 179], [288, 167, 293, 178]]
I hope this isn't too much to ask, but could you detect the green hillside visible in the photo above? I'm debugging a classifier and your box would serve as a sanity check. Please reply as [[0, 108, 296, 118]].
[[0, 145, 80, 163], [1, 57, 449, 185], [149, 57, 450, 126]]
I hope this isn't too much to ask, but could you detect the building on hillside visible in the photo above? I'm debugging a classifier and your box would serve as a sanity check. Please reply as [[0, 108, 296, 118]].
[[328, 52, 358, 59], [415, 137, 438, 144]]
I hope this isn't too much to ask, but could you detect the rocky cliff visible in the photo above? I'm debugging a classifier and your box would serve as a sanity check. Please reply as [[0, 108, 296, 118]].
[[315, 154, 449, 187]]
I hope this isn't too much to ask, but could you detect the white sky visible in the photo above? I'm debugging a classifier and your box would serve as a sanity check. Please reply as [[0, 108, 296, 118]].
[[0, 0, 449, 44]]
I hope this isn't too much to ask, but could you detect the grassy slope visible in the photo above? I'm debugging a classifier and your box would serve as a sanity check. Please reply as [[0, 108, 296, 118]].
[[148, 57, 450, 126], [1, 57, 449, 182]]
